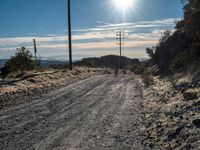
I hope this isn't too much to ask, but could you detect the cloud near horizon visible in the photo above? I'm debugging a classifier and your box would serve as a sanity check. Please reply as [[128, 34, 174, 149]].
[[0, 18, 179, 60]]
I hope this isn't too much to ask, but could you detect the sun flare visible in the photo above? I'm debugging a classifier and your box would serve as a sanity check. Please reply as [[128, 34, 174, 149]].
[[112, 0, 134, 11]]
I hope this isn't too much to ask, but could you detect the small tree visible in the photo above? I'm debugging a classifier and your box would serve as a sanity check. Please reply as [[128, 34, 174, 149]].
[[159, 30, 172, 45], [146, 47, 155, 58], [1, 47, 37, 78]]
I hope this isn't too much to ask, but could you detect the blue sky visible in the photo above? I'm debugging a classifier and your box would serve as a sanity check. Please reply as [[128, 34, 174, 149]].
[[0, 0, 184, 60]]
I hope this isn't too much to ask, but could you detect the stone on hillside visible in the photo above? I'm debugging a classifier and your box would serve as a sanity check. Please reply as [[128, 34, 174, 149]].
[[191, 72, 200, 86], [183, 92, 198, 101], [192, 119, 200, 128], [167, 125, 184, 141]]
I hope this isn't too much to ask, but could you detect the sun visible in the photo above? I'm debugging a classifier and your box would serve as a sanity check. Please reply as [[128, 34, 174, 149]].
[[112, 0, 134, 11]]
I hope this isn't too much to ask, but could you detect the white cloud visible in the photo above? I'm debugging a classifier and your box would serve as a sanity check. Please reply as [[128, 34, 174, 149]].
[[0, 17, 179, 60], [73, 17, 180, 32]]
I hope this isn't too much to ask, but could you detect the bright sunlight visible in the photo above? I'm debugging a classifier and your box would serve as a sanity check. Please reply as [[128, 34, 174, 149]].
[[112, 0, 134, 12]]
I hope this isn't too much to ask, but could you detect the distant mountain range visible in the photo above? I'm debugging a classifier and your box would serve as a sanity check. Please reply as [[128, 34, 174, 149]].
[[74, 55, 141, 69], [0, 59, 8, 68], [1, 55, 141, 69], [0, 59, 68, 69]]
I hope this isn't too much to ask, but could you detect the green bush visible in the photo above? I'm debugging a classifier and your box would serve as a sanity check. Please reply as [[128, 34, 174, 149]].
[[0, 47, 38, 78], [85, 60, 96, 67], [170, 42, 200, 72], [0, 66, 9, 79], [170, 51, 189, 72], [190, 42, 200, 58], [129, 64, 145, 74]]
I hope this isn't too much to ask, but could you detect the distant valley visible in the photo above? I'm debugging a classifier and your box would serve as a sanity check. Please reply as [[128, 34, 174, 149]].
[[0, 59, 68, 69]]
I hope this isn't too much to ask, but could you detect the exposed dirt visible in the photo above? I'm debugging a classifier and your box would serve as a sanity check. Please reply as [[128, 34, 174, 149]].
[[0, 67, 107, 109], [0, 74, 144, 150]]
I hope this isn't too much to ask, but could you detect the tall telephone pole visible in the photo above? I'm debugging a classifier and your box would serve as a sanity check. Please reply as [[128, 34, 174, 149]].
[[33, 39, 37, 60], [68, 0, 73, 70], [116, 31, 125, 69]]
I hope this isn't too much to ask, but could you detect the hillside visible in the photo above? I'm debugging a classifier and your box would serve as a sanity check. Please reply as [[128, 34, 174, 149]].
[[74, 55, 141, 69], [140, 1, 200, 148], [147, 0, 200, 74], [152, 31, 191, 73], [140, 73, 200, 149]]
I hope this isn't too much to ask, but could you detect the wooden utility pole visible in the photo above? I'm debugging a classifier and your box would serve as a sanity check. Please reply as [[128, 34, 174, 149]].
[[33, 39, 37, 59], [119, 31, 122, 57], [68, 0, 73, 70], [116, 31, 125, 69]]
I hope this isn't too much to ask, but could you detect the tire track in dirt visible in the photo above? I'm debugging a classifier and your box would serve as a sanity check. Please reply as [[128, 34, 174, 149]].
[[0, 75, 144, 150]]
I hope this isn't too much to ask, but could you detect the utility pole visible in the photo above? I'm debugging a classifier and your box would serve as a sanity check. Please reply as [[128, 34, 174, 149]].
[[33, 39, 37, 60], [116, 31, 125, 69], [68, 0, 73, 70]]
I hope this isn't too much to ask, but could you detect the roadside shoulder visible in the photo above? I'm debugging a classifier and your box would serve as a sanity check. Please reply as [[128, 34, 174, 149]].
[[139, 75, 200, 149]]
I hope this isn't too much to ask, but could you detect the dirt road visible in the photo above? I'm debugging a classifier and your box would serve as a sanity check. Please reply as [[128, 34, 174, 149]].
[[0, 75, 144, 150]]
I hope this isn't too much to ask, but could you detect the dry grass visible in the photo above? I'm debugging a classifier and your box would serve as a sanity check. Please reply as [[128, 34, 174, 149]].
[[141, 75, 200, 149], [141, 73, 154, 87], [0, 67, 105, 97]]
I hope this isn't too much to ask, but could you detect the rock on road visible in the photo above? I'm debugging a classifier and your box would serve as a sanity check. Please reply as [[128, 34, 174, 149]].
[[0, 75, 144, 150]]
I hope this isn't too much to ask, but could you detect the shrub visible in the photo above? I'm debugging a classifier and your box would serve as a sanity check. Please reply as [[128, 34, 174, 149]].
[[170, 51, 189, 72], [0, 47, 38, 78], [146, 47, 155, 58], [0, 66, 9, 79], [129, 64, 146, 74], [141, 73, 154, 87], [87, 61, 96, 67], [190, 42, 200, 58], [170, 42, 200, 72], [122, 70, 127, 74], [114, 68, 119, 76], [104, 69, 112, 74]]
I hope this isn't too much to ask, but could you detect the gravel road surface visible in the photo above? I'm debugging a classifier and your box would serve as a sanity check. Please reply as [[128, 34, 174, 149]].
[[0, 75, 144, 150]]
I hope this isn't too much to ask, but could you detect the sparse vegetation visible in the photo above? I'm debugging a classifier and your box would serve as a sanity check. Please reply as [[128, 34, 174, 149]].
[[0, 67, 106, 109], [104, 69, 112, 74], [1, 0, 200, 149], [74, 55, 141, 69], [141, 73, 154, 87], [146, 0, 200, 74], [122, 70, 127, 74], [141, 2, 200, 148], [0, 47, 38, 78], [170, 42, 200, 72], [169, 51, 189, 72], [146, 47, 155, 58], [129, 64, 146, 74]]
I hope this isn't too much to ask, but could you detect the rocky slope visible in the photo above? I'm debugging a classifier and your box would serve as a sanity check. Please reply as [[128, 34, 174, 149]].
[[140, 72, 200, 149]]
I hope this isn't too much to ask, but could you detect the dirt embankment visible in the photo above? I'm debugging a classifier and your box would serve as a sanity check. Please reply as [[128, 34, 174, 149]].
[[0, 67, 109, 109], [140, 72, 200, 149]]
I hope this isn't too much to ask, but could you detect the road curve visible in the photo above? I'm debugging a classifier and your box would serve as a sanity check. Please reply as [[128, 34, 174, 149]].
[[0, 75, 144, 150]]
